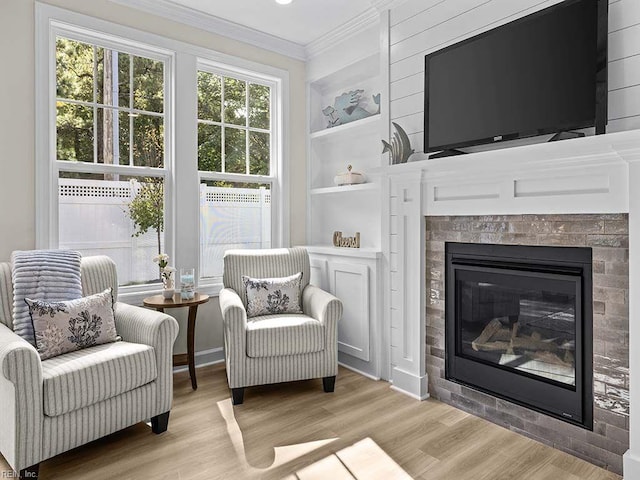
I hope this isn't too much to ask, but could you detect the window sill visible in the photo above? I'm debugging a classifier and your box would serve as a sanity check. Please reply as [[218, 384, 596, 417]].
[[118, 282, 223, 306]]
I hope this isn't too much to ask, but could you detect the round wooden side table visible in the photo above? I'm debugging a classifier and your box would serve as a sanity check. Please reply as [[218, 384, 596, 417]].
[[143, 292, 209, 390]]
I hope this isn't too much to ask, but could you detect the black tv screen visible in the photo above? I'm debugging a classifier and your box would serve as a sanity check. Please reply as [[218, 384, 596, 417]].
[[424, 0, 608, 154]]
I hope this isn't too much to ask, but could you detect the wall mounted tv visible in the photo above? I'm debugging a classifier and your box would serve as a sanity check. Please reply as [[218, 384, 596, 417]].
[[424, 0, 608, 156]]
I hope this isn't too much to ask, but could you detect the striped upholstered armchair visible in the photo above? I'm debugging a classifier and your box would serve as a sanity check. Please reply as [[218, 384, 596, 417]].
[[0, 256, 178, 478], [220, 247, 342, 405]]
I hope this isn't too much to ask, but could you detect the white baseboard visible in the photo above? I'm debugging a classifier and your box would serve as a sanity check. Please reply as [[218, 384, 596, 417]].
[[172, 347, 224, 373], [338, 361, 381, 381], [390, 367, 429, 400], [624, 450, 640, 479]]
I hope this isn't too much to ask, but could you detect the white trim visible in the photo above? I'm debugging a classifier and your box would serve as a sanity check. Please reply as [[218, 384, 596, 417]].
[[371, 0, 412, 13], [390, 384, 430, 401], [109, 0, 306, 61], [305, 7, 381, 59], [338, 361, 380, 381], [118, 281, 222, 306], [172, 347, 225, 373]]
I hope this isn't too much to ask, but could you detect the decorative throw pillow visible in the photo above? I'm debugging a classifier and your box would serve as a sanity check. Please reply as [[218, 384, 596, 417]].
[[242, 272, 303, 318], [25, 288, 119, 360]]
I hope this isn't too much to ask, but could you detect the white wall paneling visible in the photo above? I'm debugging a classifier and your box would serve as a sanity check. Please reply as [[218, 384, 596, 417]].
[[388, 0, 640, 156], [305, 247, 383, 379], [330, 262, 371, 361], [388, 172, 428, 400]]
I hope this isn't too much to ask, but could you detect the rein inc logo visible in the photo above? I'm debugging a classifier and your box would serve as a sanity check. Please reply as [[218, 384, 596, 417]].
[[3, 472, 36, 478]]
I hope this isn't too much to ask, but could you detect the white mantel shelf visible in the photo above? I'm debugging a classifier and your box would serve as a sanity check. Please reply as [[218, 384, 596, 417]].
[[300, 245, 382, 259], [383, 128, 640, 478], [384, 129, 640, 217]]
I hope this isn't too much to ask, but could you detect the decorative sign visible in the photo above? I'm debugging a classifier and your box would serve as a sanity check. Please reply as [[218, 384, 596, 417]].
[[333, 231, 361, 248]]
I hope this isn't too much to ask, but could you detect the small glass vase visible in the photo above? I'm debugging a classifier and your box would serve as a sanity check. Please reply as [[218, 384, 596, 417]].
[[180, 268, 195, 300]]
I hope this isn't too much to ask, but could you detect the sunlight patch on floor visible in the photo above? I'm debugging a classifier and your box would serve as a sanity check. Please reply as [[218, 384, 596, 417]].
[[217, 398, 338, 474], [297, 437, 413, 480]]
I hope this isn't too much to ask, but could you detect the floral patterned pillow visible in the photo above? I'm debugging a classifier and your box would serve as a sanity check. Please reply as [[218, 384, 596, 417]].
[[25, 288, 119, 360], [242, 272, 303, 318]]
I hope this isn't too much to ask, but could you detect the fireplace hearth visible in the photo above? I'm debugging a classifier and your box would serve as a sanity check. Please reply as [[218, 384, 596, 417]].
[[446, 242, 593, 429]]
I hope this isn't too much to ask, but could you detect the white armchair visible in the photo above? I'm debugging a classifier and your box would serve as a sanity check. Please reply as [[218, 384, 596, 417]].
[[220, 247, 342, 405], [0, 256, 178, 478]]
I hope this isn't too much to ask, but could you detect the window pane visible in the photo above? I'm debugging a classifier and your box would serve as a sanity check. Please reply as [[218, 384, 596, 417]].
[[249, 131, 270, 175], [56, 38, 93, 102], [56, 102, 93, 162], [133, 56, 164, 113], [118, 52, 131, 107], [198, 123, 222, 172], [198, 71, 221, 122], [249, 83, 270, 130], [118, 110, 130, 165], [133, 114, 164, 167], [224, 77, 246, 126], [224, 128, 246, 174], [199, 181, 270, 280], [58, 175, 165, 286]]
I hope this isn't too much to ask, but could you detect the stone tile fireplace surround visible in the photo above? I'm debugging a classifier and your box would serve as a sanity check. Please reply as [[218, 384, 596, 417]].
[[427, 214, 628, 472], [385, 129, 640, 478]]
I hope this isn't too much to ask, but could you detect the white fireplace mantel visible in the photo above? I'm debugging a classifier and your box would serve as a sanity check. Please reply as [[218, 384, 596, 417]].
[[383, 129, 640, 479]]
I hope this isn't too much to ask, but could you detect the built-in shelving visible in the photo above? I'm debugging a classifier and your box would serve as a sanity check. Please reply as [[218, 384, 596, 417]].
[[310, 182, 378, 196], [301, 245, 382, 259], [310, 114, 381, 139]]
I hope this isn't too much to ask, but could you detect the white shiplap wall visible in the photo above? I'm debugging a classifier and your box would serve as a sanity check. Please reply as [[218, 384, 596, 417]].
[[388, 0, 640, 154]]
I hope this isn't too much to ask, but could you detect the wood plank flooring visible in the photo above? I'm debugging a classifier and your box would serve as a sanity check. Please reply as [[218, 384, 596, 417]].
[[0, 364, 622, 479]]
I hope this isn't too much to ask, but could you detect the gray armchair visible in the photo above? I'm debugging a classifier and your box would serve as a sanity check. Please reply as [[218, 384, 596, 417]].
[[0, 256, 178, 478], [220, 247, 342, 404]]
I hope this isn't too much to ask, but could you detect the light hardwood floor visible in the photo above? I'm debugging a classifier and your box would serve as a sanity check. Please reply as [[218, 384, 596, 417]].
[[0, 364, 622, 479]]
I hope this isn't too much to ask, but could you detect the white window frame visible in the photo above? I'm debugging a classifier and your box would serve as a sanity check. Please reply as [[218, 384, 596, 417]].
[[196, 60, 281, 284], [35, 4, 290, 303]]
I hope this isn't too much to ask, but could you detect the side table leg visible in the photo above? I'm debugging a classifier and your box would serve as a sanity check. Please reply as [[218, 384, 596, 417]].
[[187, 305, 198, 390]]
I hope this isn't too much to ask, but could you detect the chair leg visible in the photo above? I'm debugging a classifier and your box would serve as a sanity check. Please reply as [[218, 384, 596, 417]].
[[19, 464, 39, 479], [323, 376, 336, 393], [232, 387, 245, 405], [151, 411, 170, 434]]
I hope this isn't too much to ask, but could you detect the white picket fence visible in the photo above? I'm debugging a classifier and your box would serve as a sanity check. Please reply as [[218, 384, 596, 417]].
[[58, 178, 270, 285]]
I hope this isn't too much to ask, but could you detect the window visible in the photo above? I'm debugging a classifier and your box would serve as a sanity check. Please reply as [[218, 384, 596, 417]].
[[37, 5, 289, 300], [197, 67, 275, 281], [54, 34, 170, 287]]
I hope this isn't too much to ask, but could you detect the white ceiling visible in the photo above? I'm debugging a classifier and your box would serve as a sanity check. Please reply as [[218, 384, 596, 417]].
[[166, 0, 376, 46]]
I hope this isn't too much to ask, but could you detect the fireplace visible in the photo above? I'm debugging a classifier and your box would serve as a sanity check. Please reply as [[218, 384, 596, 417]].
[[445, 242, 593, 429]]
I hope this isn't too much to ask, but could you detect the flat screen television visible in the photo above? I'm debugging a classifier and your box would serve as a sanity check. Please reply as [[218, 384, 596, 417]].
[[424, 0, 608, 155]]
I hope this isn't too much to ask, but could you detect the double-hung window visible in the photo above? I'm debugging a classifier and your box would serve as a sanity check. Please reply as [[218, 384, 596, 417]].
[[197, 64, 277, 281], [53, 30, 172, 287], [37, 5, 288, 299]]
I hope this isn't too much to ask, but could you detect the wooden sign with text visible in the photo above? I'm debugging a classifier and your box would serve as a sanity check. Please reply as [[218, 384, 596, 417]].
[[333, 231, 361, 248]]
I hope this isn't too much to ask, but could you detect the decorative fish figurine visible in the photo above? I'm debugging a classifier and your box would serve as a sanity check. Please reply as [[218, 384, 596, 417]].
[[382, 122, 414, 164]]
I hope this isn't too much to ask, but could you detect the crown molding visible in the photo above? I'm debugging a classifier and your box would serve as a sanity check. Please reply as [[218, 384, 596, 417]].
[[370, 0, 411, 12], [305, 6, 380, 59], [109, 0, 306, 61]]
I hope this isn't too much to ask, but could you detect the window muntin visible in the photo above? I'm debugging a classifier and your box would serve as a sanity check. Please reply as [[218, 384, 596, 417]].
[[55, 37, 165, 168], [197, 70, 271, 176]]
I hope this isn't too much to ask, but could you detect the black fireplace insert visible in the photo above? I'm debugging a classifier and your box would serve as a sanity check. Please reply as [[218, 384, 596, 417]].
[[445, 242, 593, 429]]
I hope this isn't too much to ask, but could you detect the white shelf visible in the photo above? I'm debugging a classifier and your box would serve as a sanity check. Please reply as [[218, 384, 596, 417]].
[[310, 114, 380, 140], [300, 245, 382, 259], [310, 183, 378, 196]]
